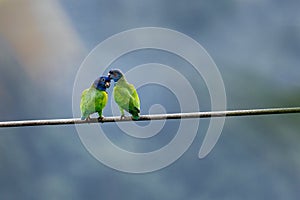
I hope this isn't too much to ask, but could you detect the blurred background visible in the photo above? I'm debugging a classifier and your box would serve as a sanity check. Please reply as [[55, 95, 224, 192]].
[[0, 0, 300, 199]]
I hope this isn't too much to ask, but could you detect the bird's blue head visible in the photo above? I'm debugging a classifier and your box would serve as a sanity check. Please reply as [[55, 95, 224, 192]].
[[93, 76, 111, 91], [108, 69, 123, 82]]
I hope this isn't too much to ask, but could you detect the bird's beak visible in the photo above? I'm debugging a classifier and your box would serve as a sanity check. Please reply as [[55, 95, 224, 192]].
[[108, 72, 111, 79], [105, 81, 110, 88]]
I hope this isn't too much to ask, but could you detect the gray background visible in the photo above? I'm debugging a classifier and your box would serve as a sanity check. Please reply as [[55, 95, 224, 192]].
[[0, 0, 300, 199]]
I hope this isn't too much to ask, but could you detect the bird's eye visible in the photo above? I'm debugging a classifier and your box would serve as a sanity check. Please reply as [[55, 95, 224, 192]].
[[101, 78, 105, 82]]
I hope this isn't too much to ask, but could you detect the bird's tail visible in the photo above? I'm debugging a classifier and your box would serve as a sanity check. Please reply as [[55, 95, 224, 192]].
[[130, 107, 140, 120], [131, 114, 140, 120]]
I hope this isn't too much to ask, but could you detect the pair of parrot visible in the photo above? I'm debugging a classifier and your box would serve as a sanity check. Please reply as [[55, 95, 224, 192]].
[[80, 69, 140, 121]]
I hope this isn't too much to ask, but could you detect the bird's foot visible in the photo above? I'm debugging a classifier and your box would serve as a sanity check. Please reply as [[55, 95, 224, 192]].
[[84, 116, 92, 124], [98, 116, 104, 123], [120, 114, 125, 120]]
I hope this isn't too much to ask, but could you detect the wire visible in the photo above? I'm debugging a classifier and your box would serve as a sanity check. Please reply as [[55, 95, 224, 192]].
[[0, 107, 300, 128]]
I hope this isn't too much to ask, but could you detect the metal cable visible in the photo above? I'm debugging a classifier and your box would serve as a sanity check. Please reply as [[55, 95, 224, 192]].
[[0, 107, 300, 128]]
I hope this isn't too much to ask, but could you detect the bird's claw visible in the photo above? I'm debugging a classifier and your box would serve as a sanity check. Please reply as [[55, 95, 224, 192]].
[[83, 116, 92, 124], [120, 115, 125, 120], [98, 116, 104, 123]]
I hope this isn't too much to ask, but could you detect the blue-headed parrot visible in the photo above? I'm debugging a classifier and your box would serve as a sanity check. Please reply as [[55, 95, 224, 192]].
[[80, 76, 110, 120], [108, 69, 140, 120]]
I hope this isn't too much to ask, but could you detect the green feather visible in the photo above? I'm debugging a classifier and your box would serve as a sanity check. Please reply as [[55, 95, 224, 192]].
[[113, 77, 140, 119], [80, 86, 108, 120]]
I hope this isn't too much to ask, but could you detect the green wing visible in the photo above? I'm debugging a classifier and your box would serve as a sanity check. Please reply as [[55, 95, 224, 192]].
[[114, 83, 140, 116], [80, 87, 108, 119], [80, 89, 90, 119], [127, 84, 140, 112]]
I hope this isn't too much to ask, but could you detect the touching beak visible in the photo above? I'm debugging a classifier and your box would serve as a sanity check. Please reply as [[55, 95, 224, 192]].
[[108, 73, 111, 79], [105, 81, 110, 88]]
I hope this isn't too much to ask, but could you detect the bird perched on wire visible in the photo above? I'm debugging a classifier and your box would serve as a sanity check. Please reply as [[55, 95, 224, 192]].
[[80, 76, 111, 120], [108, 69, 140, 120]]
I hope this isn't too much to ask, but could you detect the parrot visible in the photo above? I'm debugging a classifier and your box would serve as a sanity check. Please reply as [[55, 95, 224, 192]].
[[80, 76, 111, 120], [108, 69, 140, 120]]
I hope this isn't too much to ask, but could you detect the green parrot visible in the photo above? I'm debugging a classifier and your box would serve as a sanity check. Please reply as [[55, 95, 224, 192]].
[[108, 69, 140, 120], [80, 76, 111, 120]]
